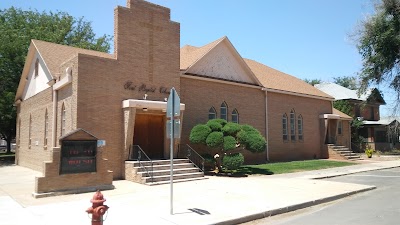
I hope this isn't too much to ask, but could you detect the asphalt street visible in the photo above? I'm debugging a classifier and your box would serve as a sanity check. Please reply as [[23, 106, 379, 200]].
[[243, 168, 400, 225]]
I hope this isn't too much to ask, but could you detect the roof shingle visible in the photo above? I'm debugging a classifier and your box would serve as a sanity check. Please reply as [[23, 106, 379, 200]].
[[244, 58, 333, 99], [32, 39, 114, 76]]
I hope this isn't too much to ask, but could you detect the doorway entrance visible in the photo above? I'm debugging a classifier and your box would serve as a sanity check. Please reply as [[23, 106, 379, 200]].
[[133, 114, 165, 159]]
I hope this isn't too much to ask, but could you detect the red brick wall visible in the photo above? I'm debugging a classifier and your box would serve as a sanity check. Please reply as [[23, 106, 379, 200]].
[[267, 92, 332, 161]]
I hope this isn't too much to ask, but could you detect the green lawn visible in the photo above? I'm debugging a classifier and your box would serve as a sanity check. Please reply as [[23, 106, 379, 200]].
[[0, 153, 15, 165], [0, 152, 14, 157], [237, 160, 357, 175]]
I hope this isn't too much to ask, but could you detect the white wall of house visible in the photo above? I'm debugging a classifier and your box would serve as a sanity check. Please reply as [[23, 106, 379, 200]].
[[22, 52, 52, 100]]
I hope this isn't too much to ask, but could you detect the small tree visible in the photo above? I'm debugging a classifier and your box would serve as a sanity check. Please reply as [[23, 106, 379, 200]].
[[303, 78, 321, 86], [333, 76, 358, 90], [189, 119, 266, 171]]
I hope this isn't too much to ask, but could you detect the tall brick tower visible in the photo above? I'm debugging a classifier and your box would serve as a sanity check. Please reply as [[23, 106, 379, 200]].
[[114, 0, 180, 93]]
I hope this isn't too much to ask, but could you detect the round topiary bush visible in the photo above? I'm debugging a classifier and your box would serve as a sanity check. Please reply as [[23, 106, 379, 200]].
[[206, 131, 224, 148], [222, 153, 244, 170], [245, 132, 266, 153], [206, 120, 223, 131], [189, 124, 212, 144], [222, 122, 242, 136], [241, 124, 259, 134], [223, 135, 237, 151]]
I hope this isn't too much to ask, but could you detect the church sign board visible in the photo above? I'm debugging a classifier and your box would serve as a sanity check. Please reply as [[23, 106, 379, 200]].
[[60, 140, 97, 174]]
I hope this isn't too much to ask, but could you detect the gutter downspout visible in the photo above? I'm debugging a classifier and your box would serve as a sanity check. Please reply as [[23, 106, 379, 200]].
[[52, 86, 57, 148], [263, 88, 269, 162]]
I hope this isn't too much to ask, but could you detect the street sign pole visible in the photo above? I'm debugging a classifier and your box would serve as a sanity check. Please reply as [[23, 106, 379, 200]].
[[169, 89, 175, 215], [166, 87, 180, 215]]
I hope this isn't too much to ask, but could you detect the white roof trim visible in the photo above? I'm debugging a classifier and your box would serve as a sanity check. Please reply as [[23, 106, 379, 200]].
[[53, 74, 72, 90], [122, 99, 185, 111], [319, 114, 340, 119], [266, 88, 334, 101]]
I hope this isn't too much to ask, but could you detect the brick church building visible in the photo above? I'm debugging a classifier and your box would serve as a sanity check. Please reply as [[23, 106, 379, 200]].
[[14, 0, 351, 194]]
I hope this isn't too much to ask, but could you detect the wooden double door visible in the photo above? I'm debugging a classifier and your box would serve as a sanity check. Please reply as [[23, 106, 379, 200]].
[[133, 114, 165, 159]]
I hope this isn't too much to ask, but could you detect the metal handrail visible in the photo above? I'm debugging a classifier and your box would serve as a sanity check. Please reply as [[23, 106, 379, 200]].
[[130, 145, 153, 183], [185, 144, 205, 172]]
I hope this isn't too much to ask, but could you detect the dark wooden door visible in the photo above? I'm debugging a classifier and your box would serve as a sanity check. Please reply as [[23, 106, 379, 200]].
[[133, 114, 165, 159]]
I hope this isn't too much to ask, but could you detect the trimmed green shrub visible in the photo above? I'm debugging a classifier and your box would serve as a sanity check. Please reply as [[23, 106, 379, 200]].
[[223, 136, 237, 151], [206, 131, 224, 148], [245, 132, 266, 153], [189, 120, 266, 172], [189, 124, 211, 144], [222, 122, 241, 136], [206, 120, 223, 131], [222, 153, 244, 170], [208, 119, 227, 126], [241, 124, 259, 134], [236, 130, 248, 145]]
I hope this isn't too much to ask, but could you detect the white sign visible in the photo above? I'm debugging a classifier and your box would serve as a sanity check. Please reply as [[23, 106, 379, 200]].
[[97, 140, 106, 147]]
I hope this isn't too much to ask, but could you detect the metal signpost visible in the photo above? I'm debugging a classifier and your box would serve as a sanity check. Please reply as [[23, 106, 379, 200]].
[[166, 87, 180, 215]]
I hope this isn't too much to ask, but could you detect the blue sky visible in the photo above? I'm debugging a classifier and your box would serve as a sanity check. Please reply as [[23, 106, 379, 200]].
[[2, 0, 396, 116]]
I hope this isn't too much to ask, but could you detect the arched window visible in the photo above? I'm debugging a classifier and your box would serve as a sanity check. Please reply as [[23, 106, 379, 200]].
[[298, 115, 303, 141], [290, 109, 296, 141], [29, 114, 32, 148], [220, 102, 228, 121], [208, 107, 217, 120], [282, 114, 288, 141], [232, 109, 239, 123], [35, 58, 39, 77], [44, 109, 48, 147], [61, 103, 66, 136]]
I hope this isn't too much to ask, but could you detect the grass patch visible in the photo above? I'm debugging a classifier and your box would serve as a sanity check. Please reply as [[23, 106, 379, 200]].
[[0, 152, 15, 166], [237, 160, 357, 175], [0, 152, 15, 157]]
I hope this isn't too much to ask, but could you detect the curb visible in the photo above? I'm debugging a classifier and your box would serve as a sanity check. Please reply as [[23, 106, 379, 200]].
[[214, 185, 376, 225], [310, 164, 400, 180]]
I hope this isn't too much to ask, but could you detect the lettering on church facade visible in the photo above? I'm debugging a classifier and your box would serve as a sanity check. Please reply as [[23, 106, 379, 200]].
[[124, 81, 170, 94]]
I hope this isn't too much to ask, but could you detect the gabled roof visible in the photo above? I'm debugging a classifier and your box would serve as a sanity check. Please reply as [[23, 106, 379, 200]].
[[180, 36, 262, 86], [315, 82, 385, 104], [59, 128, 98, 141], [244, 59, 334, 99], [363, 117, 399, 126], [32, 39, 114, 76], [15, 40, 115, 101], [332, 108, 352, 120], [180, 37, 225, 70]]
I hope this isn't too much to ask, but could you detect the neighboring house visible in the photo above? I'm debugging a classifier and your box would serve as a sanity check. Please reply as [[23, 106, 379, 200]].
[[14, 0, 351, 194], [314, 82, 396, 151], [362, 117, 400, 151]]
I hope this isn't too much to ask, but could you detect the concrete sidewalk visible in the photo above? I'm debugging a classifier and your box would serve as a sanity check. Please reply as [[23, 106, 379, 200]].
[[0, 160, 399, 225]]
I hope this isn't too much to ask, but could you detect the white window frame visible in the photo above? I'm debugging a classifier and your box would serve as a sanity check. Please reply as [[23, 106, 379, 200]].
[[290, 109, 296, 141], [283, 114, 288, 141], [220, 102, 228, 121], [298, 115, 303, 141], [232, 109, 239, 123], [208, 107, 217, 120]]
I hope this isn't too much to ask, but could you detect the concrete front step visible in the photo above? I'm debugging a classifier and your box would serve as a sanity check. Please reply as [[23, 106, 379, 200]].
[[136, 163, 195, 172], [126, 158, 205, 185], [146, 176, 207, 186], [143, 172, 204, 183], [328, 144, 363, 161], [132, 159, 190, 167], [138, 167, 201, 177]]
